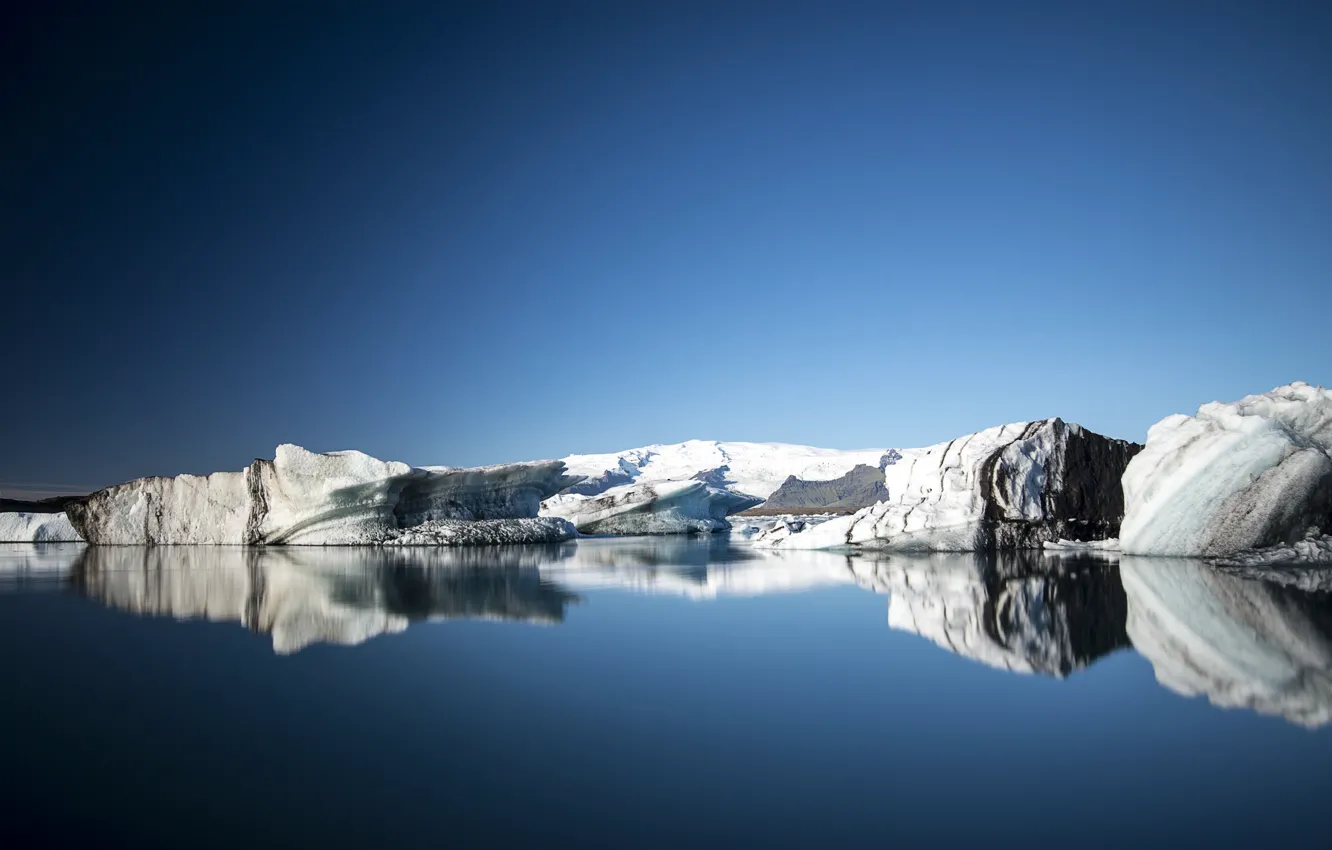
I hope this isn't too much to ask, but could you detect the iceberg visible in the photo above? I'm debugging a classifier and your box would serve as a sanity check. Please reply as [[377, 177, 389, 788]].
[[1120, 555, 1332, 727], [1120, 382, 1332, 557], [754, 419, 1140, 551], [0, 512, 84, 542], [540, 480, 762, 534], [852, 551, 1130, 676], [64, 444, 581, 545]]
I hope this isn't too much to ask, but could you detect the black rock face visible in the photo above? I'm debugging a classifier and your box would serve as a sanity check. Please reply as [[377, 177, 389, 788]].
[[984, 419, 1143, 548], [761, 464, 890, 511]]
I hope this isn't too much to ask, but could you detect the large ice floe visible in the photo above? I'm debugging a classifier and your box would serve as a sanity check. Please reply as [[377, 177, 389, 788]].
[[1120, 382, 1332, 558], [1120, 556, 1332, 728], [753, 419, 1139, 551], [540, 480, 761, 534], [0, 511, 83, 543], [61, 444, 580, 545], [558, 440, 896, 501], [852, 551, 1130, 677], [69, 544, 580, 653]]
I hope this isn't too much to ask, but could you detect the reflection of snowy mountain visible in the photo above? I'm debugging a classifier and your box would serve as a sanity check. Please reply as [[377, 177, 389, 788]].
[[540, 536, 857, 598], [1121, 556, 1332, 727], [853, 551, 1130, 677], [70, 545, 579, 654]]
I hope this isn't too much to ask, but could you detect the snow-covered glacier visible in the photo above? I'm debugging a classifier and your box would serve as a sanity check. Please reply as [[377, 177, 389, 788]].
[[540, 479, 761, 534], [1120, 382, 1332, 558], [63, 444, 580, 545], [1121, 556, 1332, 727], [754, 419, 1140, 551], [559, 440, 896, 501]]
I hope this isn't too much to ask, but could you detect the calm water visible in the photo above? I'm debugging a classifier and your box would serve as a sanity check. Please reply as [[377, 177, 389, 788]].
[[2, 539, 1329, 849]]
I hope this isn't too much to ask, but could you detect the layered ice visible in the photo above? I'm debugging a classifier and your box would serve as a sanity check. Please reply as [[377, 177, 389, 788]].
[[559, 440, 896, 502], [1120, 556, 1332, 727], [0, 512, 84, 543], [541, 480, 761, 535], [65, 444, 581, 545], [852, 551, 1130, 677], [1120, 382, 1332, 557], [754, 419, 1139, 551]]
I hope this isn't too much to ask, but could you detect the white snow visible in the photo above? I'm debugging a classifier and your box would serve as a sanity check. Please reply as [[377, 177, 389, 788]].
[[0, 512, 84, 543], [560, 440, 894, 501], [541, 479, 761, 534], [1120, 382, 1332, 557]]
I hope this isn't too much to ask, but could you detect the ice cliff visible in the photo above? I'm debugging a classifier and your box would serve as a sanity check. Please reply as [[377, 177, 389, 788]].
[[1120, 382, 1332, 557], [62, 444, 580, 545], [754, 419, 1140, 551]]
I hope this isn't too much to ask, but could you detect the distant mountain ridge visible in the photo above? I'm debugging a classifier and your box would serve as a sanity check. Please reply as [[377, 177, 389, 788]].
[[557, 440, 896, 503]]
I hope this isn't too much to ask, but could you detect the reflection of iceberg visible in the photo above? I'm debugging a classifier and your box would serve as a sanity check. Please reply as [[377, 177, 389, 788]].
[[540, 536, 857, 598], [853, 551, 1130, 677], [0, 542, 85, 590], [1120, 556, 1332, 727], [70, 545, 579, 654]]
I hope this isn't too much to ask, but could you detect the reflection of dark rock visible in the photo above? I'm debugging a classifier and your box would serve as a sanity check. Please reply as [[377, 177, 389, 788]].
[[1121, 556, 1332, 727], [761, 464, 889, 511], [69, 545, 578, 654], [853, 551, 1130, 677]]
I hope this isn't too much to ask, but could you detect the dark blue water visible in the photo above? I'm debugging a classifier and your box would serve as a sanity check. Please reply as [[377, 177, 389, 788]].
[[2, 540, 1329, 849]]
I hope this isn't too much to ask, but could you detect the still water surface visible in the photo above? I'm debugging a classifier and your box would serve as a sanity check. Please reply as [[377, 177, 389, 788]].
[[2, 539, 1329, 849]]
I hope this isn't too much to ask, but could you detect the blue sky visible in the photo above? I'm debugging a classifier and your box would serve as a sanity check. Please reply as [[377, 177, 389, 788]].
[[3, 1, 1329, 492]]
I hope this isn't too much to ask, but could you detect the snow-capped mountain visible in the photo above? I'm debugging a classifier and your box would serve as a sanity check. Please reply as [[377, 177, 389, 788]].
[[558, 440, 897, 501]]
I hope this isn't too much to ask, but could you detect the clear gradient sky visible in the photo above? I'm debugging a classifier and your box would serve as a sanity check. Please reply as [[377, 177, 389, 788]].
[[4, 1, 1330, 494]]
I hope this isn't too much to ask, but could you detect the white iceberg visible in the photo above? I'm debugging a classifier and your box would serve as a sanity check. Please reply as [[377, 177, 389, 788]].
[[65, 444, 581, 545], [1119, 382, 1332, 557], [541, 480, 761, 534], [754, 419, 1139, 551], [0, 512, 84, 542], [1120, 556, 1332, 727]]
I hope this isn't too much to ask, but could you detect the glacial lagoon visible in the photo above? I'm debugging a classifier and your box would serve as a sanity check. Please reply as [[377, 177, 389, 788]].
[[2, 539, 1330, 849]]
